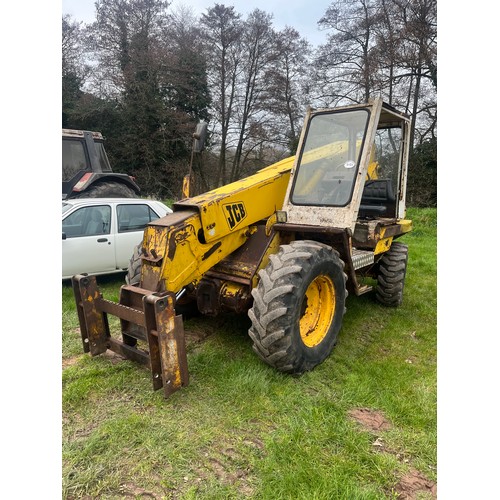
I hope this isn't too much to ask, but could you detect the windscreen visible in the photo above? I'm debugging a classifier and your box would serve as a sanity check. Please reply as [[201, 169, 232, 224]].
[[62, 139, 88, 181], [291, 109, 370, 206]]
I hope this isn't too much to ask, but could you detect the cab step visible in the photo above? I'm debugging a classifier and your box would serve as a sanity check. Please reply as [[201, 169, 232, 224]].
[[351, 249, 375, 270]]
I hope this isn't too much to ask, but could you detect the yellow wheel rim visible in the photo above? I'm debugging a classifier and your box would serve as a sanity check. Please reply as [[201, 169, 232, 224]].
[[299, 275, 336, 347]]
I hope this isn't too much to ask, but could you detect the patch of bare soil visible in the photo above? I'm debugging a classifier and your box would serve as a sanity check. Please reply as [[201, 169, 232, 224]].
[[348, 408, 436, 498], [183, 321, 220, 355], [184, 324, 213, 345], [118, 483, 157, 498], [62, 356, 82, 369], [394, 468, 437, 499], [201, 445, 255, 497], [243, 437, 265, 450], [348, 407, 392, 432], [185, 432, 265, 498], [102, 350, 126, 364]]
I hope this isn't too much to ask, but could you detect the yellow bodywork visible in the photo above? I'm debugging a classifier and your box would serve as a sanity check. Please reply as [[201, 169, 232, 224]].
[[395, 219, 413, 234], [175, 156, 293, 243], [141, 156, 294, 293], [141, 214, 254, 292], [373, 221, 412, 255], [140, 146, 409, 294], [374, 236, 393, 255]]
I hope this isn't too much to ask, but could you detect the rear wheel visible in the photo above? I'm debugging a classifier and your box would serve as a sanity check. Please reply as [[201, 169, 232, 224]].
[[248, 240, 347, 374], [72, 181, 136, 199], [375, 241, 408, 306]]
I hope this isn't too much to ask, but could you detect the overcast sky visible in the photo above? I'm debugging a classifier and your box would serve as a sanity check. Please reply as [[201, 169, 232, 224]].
[[62, 0, 333, 47]]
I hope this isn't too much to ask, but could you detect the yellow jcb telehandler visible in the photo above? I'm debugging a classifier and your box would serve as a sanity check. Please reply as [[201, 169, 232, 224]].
[[72, 98, 412, 398]]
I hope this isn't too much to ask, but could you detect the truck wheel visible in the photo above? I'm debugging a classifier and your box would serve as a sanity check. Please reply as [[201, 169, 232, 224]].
[[375, 241, 408, 307], [72, 181, 136, 199], [248, 240, 347, 374], [126, 243, 143, 285]]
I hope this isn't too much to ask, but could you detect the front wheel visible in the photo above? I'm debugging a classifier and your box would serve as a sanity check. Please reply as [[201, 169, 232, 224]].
[[248, 240, 347, 374], [126, 243, 143, 285]]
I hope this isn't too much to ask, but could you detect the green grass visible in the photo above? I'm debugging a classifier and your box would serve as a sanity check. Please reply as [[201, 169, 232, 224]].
[[62, 207, 436, 499]]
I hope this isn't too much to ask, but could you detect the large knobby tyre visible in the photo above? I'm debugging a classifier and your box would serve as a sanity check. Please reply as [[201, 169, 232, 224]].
[[126, 243, 143, 285], [248, 240, 347, 374], [375, 241, 409, 307], [72, 181, 136, 199]]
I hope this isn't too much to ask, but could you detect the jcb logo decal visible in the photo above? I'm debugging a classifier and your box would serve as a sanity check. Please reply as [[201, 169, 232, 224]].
[[224, 202, 247, 230]]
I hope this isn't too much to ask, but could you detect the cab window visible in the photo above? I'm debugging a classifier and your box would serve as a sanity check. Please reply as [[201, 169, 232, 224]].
[[62, 140, 88, 181], [291, 109, 369, 207]]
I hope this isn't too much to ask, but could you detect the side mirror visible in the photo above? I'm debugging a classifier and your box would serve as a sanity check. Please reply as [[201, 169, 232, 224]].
[[192, 121, 208, 153], [62, 232, 67, 240]]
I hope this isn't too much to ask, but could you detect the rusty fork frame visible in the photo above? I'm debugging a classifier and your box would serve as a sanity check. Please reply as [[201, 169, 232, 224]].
[[72, 274, 189, 398]]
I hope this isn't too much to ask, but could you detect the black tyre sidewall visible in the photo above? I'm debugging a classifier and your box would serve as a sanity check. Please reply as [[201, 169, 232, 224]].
[[375, 242, 408, 307], [71, 181, 136, 199], [126, 243, 143, 285]]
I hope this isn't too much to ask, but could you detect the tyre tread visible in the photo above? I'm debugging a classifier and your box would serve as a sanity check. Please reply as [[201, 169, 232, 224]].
[[375, 242, 408, 307], [248, 240, 346, 373]]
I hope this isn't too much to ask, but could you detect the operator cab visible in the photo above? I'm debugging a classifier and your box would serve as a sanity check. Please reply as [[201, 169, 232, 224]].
[[283, 98, 410, 231]]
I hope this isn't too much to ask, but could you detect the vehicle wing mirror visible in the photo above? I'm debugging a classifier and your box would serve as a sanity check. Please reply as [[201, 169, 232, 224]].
[[193, 121, 208, 153], [62, 232, 67, 240]]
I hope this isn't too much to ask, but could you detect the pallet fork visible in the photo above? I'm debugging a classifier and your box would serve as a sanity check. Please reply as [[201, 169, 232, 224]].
[[72, 274, 189, 398]]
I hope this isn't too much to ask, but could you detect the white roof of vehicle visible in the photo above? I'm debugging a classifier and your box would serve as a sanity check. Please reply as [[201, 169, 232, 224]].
[[63, 197, 169, 206], [62, 198, 172, 214]]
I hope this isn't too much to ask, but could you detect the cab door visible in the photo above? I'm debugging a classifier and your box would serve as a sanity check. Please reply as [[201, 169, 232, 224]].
[[62, 204, 115, 278], [282, 99, 383, 231]]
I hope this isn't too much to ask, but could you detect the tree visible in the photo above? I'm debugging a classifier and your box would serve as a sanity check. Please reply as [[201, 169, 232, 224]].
[[229, 9, 277, 182], [314, 0, 437, 149], [63, 0, 437, 205], [200, 4, 243, 186], [407, 137, 436, 206], [391, 0, 437, 146], [62, 15, 88, 127], [265, 27, 312, 154], [164, 7, 211, 123], [202, 7, 299, 184], [316, 0, 381, 105], [85, 0, 205, 197], [163, 5, 212, 193]]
